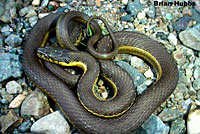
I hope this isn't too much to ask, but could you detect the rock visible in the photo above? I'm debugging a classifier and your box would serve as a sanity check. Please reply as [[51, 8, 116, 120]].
[[1, 25, 13, 36], [130, 56, 146, 73], [18, 120, 32, 132], [180, 98, 194, 113], [173, 50, 187, 66], [192, 8, 200, 24], [194, 67, 200, 79], [25, 9, 37, 18], [5, 34, 22, 47], [121, 15, 133, 22], [134, 114, 170, 134], [168, 33, 177, 46], [194, 0, 200, 13], [0, 109, 23, 133], [116, 61, 146, 87], [195, 58, 200, 66], [187, 103, 200, 134], [179, 24, 200, 51], [31, 111, 70, 134], [126, 0, 143, 16], [144, 68, 154, 79], [0, 88, 13, 102], [122, 0, 128, 5], [28, 16, 38, 27], [41, 0, 49, 7], [146, 5, 156, 18], [6, 81, 23, 94], [0, 0, 16, 23], [158, 108, 183, 122], [19, 6, 37, 18], [137, 11, 146, 20], [193, 79, 200, 90], [38, 13, 49, 19], [170, 118, 186, 134], [137, 84, 147, 94], [165, 13, 173, 20], [32, 0, 40, 6], [173, 16, 191, 32], [0, 53, 22, 82], [20, 90, 50, 118], [9, 94, 26, 108], [0, 0, 5, 16], [178, 71, 190, 86]]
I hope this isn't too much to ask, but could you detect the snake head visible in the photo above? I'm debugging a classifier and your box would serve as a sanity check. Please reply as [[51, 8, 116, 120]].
[[37, 46, 71, 63]]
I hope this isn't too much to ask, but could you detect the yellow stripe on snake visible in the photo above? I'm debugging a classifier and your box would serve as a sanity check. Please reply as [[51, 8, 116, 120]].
[[21, 11, 179, 134]]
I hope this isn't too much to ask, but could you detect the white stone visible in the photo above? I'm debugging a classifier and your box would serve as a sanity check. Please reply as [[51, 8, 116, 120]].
[[31, 111, 70, 134], [6, 81, 23, 94], [137, 11, 146, 20], [187, 103, 200, 134], [32, 0, 40, 5], [144, 68, 154, 79], [122, 0, 128, 5], [168, 33, 177, 46]]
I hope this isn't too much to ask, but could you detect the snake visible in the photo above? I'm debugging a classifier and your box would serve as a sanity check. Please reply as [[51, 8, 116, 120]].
[[21, 11, 179, 134]]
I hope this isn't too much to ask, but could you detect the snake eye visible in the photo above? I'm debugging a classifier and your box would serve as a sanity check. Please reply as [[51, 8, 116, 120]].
[[65, 59, 70, 64]]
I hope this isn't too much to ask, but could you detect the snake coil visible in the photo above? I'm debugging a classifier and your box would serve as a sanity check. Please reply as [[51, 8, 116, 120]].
[[22, 11, 179, 134]]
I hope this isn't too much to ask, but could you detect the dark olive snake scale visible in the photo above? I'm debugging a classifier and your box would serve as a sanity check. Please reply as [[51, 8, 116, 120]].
[[21, 12, 179, 134]]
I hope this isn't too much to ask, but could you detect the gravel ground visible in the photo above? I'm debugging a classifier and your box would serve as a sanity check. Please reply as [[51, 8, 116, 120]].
[[0, 0, 200, 134]]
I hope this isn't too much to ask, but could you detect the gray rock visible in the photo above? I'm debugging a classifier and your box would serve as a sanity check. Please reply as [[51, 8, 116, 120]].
[[28, 16, 38, 27], [194, 66, 200, 79], [0, 0, 5, 16], [192, 8, 200, 24], [180, 98, 194, 113], [130, 56, 146, 73], [0, 0, 16, 23], [6, 81, 23, 94], [121, 15, 133, 22], [31, 111, 70, 134], [126, 0, 143, 16], [0, 53, 22, 82], [41, 0, 49, 7], [116, 61, 146, 88], [5, 34, 22, 47], [0, 109, 23, 133], [20, 90, 50, 118], [170, 118, 186, 134], [18, 120, 32, 132], [137, 84, 147, 94], [0, 88, 13, 102], [1, 25, 13, 36], [19, 7, 29, 16], [195, 58, 200, 66], [146, 5, 156, 19], [173, 50, 187, 66], [173, 16, 192, 32], [178, 71, 190, 87], [193, 79, 200, 90], [134, 114, 170, 134], [158, 108, 183, 122], [179, 24, 200, 51]]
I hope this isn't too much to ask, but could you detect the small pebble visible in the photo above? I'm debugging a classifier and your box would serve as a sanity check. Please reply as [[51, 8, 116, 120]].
[[1, 25, 13, 36], [168, 33, 177, 46], [6, 81, 23, 94], [32, 0, 40, 6], [18, 120, 32, 132], [144, 68, 154, 79], [9, 94, 26, 108]]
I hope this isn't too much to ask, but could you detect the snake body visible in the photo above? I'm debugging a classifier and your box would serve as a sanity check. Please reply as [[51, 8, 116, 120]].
[[21, 11, 179, 134]]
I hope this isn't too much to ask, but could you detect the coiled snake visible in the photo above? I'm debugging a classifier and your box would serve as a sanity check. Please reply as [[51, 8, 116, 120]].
[[21, 11, 179, 133]]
